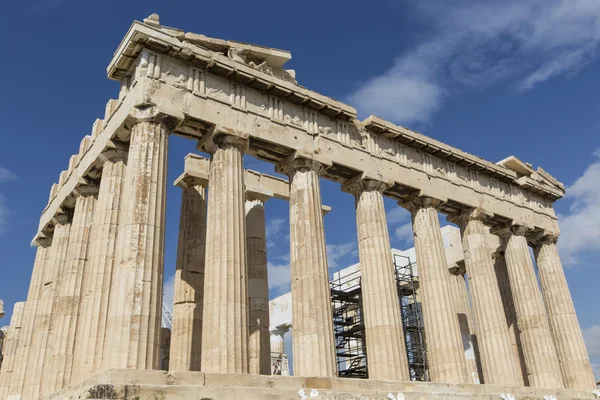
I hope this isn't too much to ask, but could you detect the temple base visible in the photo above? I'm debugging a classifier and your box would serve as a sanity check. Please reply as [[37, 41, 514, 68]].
[[39, 370, 595, 399]]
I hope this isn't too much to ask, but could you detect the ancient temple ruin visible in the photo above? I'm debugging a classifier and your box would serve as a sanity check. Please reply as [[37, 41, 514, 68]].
[[0, 13, 597, 400]]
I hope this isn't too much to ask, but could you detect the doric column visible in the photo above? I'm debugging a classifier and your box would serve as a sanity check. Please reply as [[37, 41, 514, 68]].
[[399, 196, 468, 384], [533, 234, 596, 390], [73, 155, 127, 380], [8, 245, 51, 397], [277, 157, 336, 378], [46, 188, 97, 392], [342, 177, 409, 381], [447, 264, 481, 384], [170, 177, 207, 372], [449, 209, 520, 386], [31, 215, 71, 399], [0, 302, 25, 399], [270, 327, 288, 355], [200, 131, 249, 374], [105, 119, 170, 370], [246, 193, 271, 375], [497, 224, 564, 389], [491, 245, 527, 386]]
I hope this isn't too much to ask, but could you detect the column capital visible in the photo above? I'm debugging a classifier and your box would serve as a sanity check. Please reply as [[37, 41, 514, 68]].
[[52, 211, 71, 226], [174, 173, 208, 189], [129, 107, 183, 132], [491, 222, 533, 239], [528, 231, 560, 247], [447, 207, 493, 227], [341, 173, 391, 196], [99, 140, 129, 165], [197, 126, 249, 155], [275, 155, 326, 177], [73, 178, 100, 198], [245, 192, 271, 205], [398, 194, 445, 213]]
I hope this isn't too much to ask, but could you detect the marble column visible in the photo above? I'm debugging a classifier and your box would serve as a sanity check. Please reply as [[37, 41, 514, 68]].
[[450, 209, 520, 386], [31, 216, 71, 399], [8, 245, 50, 396], [343, 177, 409, 381], [533, 234, 596, 390], [447, 265, 481, 384], [270, 328, 288, 355], [73, 157, 127, 380], [201, 133, 249, 374], [170, 180, 207, 372], [399, 196, 468, 384], [492, 246, 527, 386], [246, 193, 271, 375], [498, 225, 563, 389], [0, 303, 25, 399], [47, 190, 97, 392], [278, 157, 336, 378], [105, 119, 169, 370]]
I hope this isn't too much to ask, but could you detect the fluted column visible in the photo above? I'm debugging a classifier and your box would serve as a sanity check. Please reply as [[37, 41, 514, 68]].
[[447, 265, 481, 384], [450, 209, 520, 386], [29, 216, 71, 399], [201, 133, 249, 374], [278, 157, 336, 378], [46, 190, 97, 392], [533, 234, 596, 390], [105, 119, 169, 370], [343, 177, 409, 381], [246, 194, 271, 375], [0, 303, 25, 399], [73, 157, 127, 380], [8, 245, 50, 397], [399, 196, 468, 384], [170, 179, 207, 371], [270, 327, 288, 355], [498, 225, 563, 389], [492, 245, 527, 386]]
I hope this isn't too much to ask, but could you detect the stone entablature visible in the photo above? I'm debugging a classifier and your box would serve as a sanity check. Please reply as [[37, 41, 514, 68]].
[[34, 18, 564, 244]]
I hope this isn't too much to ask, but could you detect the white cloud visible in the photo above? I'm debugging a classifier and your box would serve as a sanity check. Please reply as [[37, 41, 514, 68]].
[[386, 207, 410, 225], [583, 324, 600, 359], [558, 149, 600, 265], [326, 242, 359, 270], [347, 0, 600, 124], [0, 167, 16, 183], [268, 261, 291, 296], [266, 217, 286, 236], [394, 223, 414, 244]]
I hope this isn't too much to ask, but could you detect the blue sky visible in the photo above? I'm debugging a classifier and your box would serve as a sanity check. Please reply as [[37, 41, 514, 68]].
[[1, 0, 599, 380]]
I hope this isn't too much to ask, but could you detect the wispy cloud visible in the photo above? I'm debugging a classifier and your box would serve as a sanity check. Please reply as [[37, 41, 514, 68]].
[[326, 242, 358, 270], [268, 261, 291, 297], [558, 148, 600, 265], [347, 0, 600, 125], [0, 167, 16, 183], [386, 206, 414, 245]]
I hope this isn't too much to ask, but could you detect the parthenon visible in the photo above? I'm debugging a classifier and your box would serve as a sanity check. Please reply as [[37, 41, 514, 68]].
[[0, 13, 597, 400]]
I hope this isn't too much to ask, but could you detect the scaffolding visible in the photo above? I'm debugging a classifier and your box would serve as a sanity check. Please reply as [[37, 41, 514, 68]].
[[330, 254, 428, 381], [394, 254, 428, 381], [330, 267, 367, 378]]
